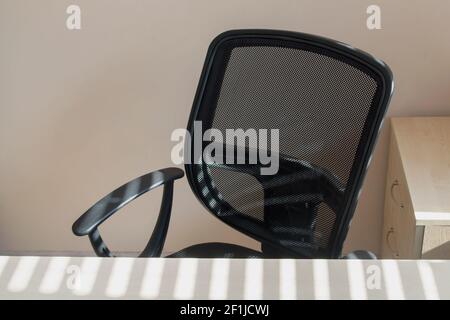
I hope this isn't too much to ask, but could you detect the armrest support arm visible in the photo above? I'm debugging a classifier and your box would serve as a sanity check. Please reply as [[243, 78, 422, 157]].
[[72, 167, 184, 257]]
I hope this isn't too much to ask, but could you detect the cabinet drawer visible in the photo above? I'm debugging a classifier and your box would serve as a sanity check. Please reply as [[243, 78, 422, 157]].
[[383, 118, 450, 260], [382, 132, 418, 258]]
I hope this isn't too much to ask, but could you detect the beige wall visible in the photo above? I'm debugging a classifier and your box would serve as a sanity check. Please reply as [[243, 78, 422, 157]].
[[1, 0, 449, 255]]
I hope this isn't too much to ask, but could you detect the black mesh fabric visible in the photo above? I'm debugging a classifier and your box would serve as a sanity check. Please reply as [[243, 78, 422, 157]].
[[186, 31, 392, 258]]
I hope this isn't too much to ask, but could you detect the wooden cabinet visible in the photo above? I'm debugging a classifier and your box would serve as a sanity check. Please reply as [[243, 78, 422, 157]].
[[381, 117, 450, 259]]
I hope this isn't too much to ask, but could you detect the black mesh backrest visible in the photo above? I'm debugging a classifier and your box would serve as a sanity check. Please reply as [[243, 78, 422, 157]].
[[185, 30, 393, 258]]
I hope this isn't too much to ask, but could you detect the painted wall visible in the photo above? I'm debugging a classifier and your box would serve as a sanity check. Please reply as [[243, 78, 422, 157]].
[[1, 0, 449, 255]]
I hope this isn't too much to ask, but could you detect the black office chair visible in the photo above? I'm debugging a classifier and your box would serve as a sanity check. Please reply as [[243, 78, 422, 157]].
[[72, 30, 393, 259]]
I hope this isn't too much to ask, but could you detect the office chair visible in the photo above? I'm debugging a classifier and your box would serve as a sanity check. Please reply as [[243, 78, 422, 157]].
[[72, 30, 394, 259]]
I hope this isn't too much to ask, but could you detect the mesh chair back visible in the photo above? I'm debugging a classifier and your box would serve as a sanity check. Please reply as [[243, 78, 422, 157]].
[[185, 30, 393, 258]]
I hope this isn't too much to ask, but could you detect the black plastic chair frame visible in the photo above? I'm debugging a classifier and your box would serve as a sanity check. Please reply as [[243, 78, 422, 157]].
[[72, 29, 394, 259], [73, 168, 184, 257]]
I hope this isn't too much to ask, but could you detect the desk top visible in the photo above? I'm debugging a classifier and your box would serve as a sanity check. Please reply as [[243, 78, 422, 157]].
[[391, 117, 450, 225], [0, 256, 449, 299]]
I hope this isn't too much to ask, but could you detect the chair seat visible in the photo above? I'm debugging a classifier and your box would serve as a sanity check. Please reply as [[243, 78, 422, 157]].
[[167, 242, 264, 258]]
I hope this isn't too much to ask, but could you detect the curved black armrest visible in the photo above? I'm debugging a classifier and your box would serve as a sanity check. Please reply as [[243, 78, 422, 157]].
[[72, 167, 184, 257]]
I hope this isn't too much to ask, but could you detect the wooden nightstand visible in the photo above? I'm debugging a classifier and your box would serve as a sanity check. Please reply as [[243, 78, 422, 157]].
[[381, 117, 450, 259]]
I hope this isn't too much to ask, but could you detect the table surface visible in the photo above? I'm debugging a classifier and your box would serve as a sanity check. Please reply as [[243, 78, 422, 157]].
[[391, 117, 450, 225], [1, 256, 449, 299]]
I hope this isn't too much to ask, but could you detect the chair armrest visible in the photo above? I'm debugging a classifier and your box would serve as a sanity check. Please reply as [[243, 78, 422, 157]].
[[72, 167, 184, 257]]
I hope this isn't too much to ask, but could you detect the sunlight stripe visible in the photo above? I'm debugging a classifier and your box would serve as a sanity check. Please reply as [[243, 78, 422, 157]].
[[105, 258, 134, 298], [313, 259, 330, 300], [347, 259, 368, 300], [417, 261, 439, 300], [173, 259, 198, 299], [140, 259, 165, 299], [0, 256, 9, 278], [209, 259, 230, 299], [72, 258, 102, 296], [279, 259, 297, 299], [381, 260, 405, 299], [39, 257, 70, 294], [244, 259, 263, 299], [8, 257, 39, 292]]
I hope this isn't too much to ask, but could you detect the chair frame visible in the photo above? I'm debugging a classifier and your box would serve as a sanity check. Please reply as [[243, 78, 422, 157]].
[[72, 29, 394, 259], [185, 30, 394, 258]]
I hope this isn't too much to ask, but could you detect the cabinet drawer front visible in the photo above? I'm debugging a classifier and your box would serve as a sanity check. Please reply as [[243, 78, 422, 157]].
[[383, 132, 417, 258]]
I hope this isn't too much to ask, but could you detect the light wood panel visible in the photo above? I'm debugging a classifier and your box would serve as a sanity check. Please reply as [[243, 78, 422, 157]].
[[391, 117, 450, 225], [422, 226, 450, 259], [382, 117, 450, 259]]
